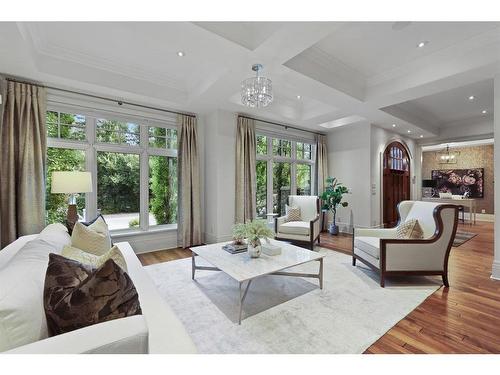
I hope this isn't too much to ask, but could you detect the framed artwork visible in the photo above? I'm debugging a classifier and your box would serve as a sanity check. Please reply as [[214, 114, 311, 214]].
[[431, 169, 484, 198]]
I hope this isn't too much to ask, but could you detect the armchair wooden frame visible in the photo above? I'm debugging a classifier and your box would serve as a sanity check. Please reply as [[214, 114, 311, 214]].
[[352, 204, 459, 287], [275, 197, 321, 250]]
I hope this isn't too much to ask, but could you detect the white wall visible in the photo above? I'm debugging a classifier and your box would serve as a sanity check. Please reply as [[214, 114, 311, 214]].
[[493, 75, 500, 280], [370, 126, 418, 227], [326, 123, 418, 232], [203, 109, 237, 243], [327, 123, 372, 230]]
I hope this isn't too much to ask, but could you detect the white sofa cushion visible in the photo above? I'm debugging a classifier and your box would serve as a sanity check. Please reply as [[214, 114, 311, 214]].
[[288, 195, 318, 222], [71, 217, 111, 255], [61, 245, 128, 272], [0, 224, 70, 352], [278, 221, 310, 236], [354, 236, 380, 259]]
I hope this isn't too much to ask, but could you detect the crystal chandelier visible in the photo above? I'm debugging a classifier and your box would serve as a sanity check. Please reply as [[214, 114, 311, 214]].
[[241, 64, 273, 108]]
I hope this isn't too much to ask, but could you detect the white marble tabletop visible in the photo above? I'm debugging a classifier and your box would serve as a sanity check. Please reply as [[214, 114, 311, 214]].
[[190, 239, 325, 282]]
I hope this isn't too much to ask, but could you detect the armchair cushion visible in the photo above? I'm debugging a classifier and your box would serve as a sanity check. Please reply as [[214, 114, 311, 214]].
[[288, 195, 318, 222], [278, 221, 310, 236], [354, 236, 380, 259], [285, 206, 302, 222]]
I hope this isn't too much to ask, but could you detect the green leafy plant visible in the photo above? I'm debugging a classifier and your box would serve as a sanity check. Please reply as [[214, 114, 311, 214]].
[[231, 223, 247, 245], [321, 177, 349, 229], [239, 220, 274, 247], [128, 217, 140, 228]]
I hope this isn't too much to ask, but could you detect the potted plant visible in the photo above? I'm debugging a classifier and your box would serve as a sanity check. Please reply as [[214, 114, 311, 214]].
[[244, 220, 274, 258], [321, 177, 349, 235], [232, 223, 247, 249]]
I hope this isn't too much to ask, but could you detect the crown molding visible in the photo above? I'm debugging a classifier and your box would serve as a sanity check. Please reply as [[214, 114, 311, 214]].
[[18, 23, 187, 94]]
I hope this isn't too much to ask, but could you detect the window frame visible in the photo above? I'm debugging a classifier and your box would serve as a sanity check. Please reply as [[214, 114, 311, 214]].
[[256, 134, 316, 217], [46, 104, 178, 234]]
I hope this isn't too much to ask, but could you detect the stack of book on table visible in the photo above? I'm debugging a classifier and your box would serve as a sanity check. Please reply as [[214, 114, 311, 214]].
[[222, 243, 248, 254]]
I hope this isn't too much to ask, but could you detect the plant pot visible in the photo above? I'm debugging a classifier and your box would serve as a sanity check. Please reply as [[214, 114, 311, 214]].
[[328, 223, 339, 235], [248, 243, 262, 258]]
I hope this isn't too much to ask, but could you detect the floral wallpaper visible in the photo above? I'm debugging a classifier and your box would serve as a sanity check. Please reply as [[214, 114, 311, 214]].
[[422, 145, 494, 214]]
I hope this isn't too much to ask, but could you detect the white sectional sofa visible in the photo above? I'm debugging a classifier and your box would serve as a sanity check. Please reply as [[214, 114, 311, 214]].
[[0, 226, 196, 354]]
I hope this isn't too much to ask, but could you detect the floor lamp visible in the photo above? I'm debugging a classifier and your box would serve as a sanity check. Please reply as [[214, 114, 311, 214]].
[[51, 171, 93, 231]]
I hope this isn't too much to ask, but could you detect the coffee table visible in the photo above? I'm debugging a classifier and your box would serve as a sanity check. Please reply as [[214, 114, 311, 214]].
[[190, 240, 326, 324]]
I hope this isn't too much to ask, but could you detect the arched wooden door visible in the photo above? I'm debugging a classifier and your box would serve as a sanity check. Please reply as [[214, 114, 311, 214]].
[[383, 141, 410, 227]]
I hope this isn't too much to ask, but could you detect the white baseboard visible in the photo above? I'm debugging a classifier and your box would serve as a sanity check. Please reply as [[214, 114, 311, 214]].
[[461, 212, 494, 222], [492, 260, 500, 281], [204, 232, 232, 244], [115, 229, 178, 254]]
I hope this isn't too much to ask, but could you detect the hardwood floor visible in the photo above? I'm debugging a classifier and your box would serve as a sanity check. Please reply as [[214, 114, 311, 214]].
[[138, 221, 500, 353]]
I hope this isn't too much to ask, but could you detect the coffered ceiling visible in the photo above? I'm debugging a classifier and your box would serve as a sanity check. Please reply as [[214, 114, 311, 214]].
[[0, 21, 499, 142]]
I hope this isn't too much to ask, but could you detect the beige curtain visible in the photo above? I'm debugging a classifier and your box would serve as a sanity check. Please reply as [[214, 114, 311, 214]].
[[0, 80, 47, 248], [316, 134, 328, 195], [177, 114, 202, 248], [235, 116, 256, 224], [316, 134, 328, 231]]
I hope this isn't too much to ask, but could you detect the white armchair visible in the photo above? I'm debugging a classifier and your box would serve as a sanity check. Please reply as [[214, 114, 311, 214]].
[[352, 201, 458, 287], [275, 195, 321, 250]]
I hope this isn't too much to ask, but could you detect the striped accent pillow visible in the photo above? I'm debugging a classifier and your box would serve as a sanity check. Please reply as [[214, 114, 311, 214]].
[[285, 206, 302, 222], [396, 219, 424, 239]]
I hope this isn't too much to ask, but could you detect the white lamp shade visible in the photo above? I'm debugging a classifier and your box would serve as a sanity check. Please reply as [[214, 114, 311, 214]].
[[51, 171, 93, 194]]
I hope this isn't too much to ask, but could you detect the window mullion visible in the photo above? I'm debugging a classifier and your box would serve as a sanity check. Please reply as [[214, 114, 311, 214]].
[[87, 116, 97, 220], [139, 124, 149, 231]]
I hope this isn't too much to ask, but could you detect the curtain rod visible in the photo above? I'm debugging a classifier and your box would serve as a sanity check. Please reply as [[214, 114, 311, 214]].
[[239, 115, 325, 136], [5, 77, 196, 118]]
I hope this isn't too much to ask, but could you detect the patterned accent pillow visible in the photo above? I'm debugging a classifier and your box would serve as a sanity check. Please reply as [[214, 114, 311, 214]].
[[62, 245, 128, 272], [71, 216, 111, 255], [286, 206, 302, 222], [44, 253, 142, 337], [397, 219, 424, 239]]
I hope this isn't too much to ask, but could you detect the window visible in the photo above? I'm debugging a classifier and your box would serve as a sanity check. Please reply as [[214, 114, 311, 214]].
[[149, 127, 177, 149], [296, 142, 312, 160], [97, 152, 140, 230], [257, 135, 267, 155], [256, 135, 315, 217], [46, 108, 178, 233], [149, 156, 177, 226], [96, 119, 140, 146], [296, 164, 312, 195], [47, 111, 86, 141], [256, 160, 267, 219], [273, 162, 291, 216], [272, 138, 291, 157]]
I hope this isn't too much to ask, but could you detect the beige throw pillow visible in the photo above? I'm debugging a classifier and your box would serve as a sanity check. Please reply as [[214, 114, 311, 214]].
[[61, 245, 128, 272], [71, 216, 111, 255], [397, 219, 424, 239], [286, 206, 302, 222]]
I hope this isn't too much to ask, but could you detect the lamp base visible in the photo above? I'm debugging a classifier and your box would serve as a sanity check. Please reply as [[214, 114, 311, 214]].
[[66, 204, 78, 233]]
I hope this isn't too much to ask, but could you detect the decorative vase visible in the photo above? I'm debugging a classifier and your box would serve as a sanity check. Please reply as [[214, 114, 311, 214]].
[[328, 223, 339, 235], [248, 242, 262, 258]]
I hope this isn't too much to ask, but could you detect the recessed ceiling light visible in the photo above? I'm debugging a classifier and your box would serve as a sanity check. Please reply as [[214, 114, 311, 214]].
[[177, 51, 185, 57], [482, 109, 488, 114], [420, 135, 424, 138], [407, 130, 411, 133], [392, 124, 396, 127], [296, 95, 301, 100], [468, 95, 475, 101], [417, 41, 429, 48]]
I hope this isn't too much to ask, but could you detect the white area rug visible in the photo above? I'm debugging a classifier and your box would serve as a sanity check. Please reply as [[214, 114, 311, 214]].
[[145, 248, 441, 353]]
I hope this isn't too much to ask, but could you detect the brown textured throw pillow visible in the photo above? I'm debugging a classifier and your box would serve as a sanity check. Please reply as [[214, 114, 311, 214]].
[[44, 253, 142, 336]]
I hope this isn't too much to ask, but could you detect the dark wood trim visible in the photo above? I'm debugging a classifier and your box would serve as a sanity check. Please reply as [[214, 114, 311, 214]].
[[353, 203, 459, 287]]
